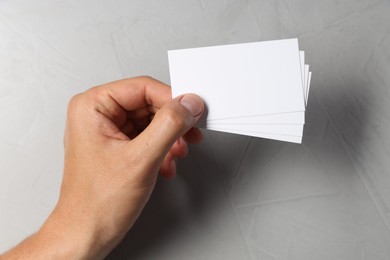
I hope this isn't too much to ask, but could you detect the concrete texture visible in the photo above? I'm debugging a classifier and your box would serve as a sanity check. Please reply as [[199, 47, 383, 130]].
[[1, 0, 390, 259]]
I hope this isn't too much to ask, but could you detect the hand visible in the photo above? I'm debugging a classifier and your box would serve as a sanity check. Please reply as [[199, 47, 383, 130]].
[[1, 76, 204, 259]]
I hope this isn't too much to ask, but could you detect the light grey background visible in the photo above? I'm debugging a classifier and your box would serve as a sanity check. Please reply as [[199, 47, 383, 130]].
[[1, 1, 390, 259]]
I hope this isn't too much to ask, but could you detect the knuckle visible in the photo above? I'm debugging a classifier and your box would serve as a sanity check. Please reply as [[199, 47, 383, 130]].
[[85, 88, 112, 113], [67, 93, 83, 111], [137, 75, 153, 81], [86, 87, 104, 103], [67, 88, 101, 116], [67, 94, 84, 123]]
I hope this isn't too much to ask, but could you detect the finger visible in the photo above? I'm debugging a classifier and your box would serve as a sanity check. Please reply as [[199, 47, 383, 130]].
[[127, 108, 150, 120], [130, 94, 204, 167], [160, 151, 176, 179], [101, 76, 171, 110], [170, 138, 188, 158], [159, 138, 188, 179], [183, 128, 204, 144], [87, 76, 172, 126]]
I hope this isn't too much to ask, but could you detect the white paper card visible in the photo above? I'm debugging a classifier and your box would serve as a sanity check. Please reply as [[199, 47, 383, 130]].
[[168, 38, 312, 143], [209, 124, 304, 136], [169, 38, 305, 120], [207, 111, 305, 125]]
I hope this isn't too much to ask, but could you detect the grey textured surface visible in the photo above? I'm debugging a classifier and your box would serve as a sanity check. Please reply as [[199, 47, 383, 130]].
[[1, 0, 390, 259]]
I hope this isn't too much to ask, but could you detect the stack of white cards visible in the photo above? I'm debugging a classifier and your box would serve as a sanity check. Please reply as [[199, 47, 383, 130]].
[[168, 38, 312, 143]]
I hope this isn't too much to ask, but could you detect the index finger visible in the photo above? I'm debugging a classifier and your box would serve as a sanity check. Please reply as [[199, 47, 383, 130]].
[[85, 76, 172, 126], [97, 76, 172, 111]]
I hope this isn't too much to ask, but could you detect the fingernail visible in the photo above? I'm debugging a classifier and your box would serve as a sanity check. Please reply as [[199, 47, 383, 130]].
[[179, 94, 203, 117]]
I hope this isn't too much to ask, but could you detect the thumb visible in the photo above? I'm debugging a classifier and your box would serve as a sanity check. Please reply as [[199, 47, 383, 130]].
[[131, 94, 204, 166]]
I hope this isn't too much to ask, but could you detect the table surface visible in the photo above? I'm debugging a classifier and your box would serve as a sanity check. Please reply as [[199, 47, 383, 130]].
[[1, 1, 390, 259]]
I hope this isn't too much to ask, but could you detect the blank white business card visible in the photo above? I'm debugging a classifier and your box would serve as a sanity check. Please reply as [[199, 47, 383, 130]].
[[168, 38, 312, 143], [169, 38, 305, 120], [206, 60, 310, 126]]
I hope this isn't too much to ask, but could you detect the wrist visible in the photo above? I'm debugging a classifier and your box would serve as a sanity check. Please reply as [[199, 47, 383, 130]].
[[1, 206, 101, 260], [38, 210, 96, 259], [37, 203, 114, 260], [41, 200, 128, 260]]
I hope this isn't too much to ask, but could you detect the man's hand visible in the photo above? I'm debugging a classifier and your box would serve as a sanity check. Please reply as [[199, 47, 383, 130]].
[[1, 76, 204, 259]]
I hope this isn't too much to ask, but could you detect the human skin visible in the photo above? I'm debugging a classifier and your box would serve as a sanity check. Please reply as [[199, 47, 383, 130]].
[[0, 76, 204, 259]]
